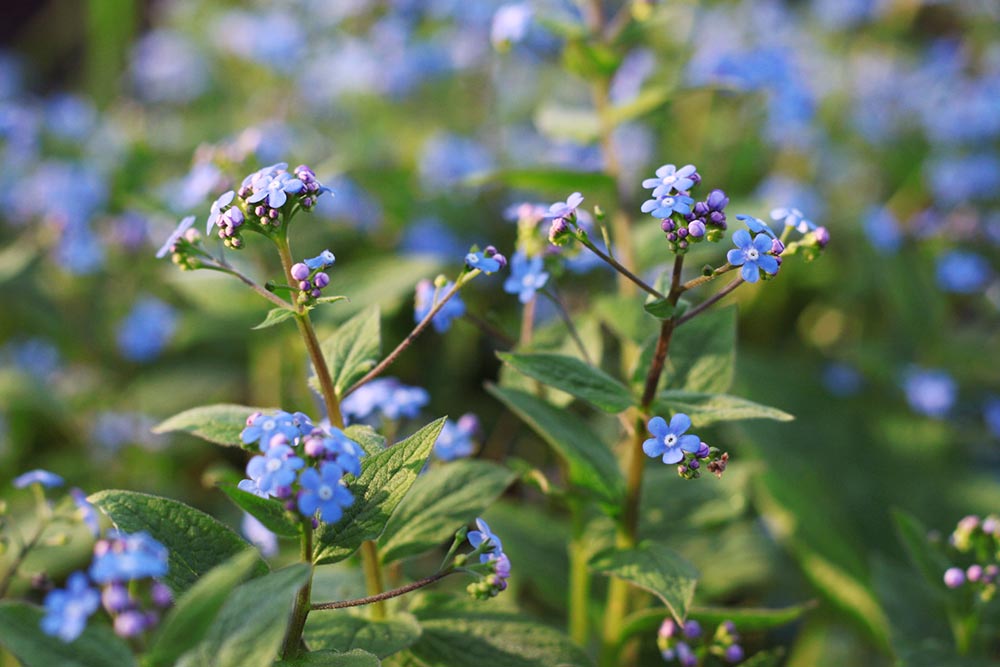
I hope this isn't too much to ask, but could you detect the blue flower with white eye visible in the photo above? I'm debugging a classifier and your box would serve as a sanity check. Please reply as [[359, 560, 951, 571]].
[[643, 414, 701, 464], [304, 249, 335, 270], [303, 427, 364, 477], [770, 207, 813, 233], [503, 251, 549, 304], [735, 214, 777, 239], [465, 251, 502, 274], [547, 192, 584, 220], [467, 518, 503, 563], [297, 462, 354, 523], [89, 531, 168, 584], [241, 411, 301, 449], [727, 229, 779, 283], [206, 190, 235, 234], [434, 414, 479, 461], [245, 444, 304, 497], [641, 194, 693, 219], [247, 171, 303, 209], [415, 279, 466, 333], [155, 216, 196, 259], [643, 163, 697, 196], [41, 572, 99, 642], [13, 469, 64, 488]]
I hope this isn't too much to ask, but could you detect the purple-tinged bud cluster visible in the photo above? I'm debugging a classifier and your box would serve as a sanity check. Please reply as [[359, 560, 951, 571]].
[[433, 413, 480, 461], [658, 617, 746, 665], [545, 192, 584, 246], [293, 164, 325, 210], [465, 245, 508, 274], [641, 163, 705, 253], [683, 189, 730, 242], [676, 439, 729, 481], [941, 513, 1000, 602], [155, 215, 202, 268], [291, 248, 336, 304], [238, 410, 364, 525], [465, 518, 511, 599]]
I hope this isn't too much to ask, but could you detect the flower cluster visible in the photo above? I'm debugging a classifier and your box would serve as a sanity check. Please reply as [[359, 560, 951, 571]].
[[155, 215, 201, 269], [341, 378, 430, 425], [42, 531, 171, 642], [239, 410, 364, 525], [642, 163, 714, 253], [465, 245, 508, 274], [463, 519, 511, 599], [433, 413, 480, 461], [290, 249, 336, 304], [658, 618, 746, 665], [415, 278, 466, 333], [643, 414, 729, 480], [546, 192, 584, 246], [943, 514, 1000, 602]]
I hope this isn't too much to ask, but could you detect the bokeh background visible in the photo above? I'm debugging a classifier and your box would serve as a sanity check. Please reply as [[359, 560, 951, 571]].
[[1, 0, 998, 664]]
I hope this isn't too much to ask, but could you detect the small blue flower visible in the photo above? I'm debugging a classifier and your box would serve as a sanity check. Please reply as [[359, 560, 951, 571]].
[[245, 444, 304, 497], [503, 252, 549, 304], [415, 279, 467, 333], [247, 171, 303, 209], [297, 462, 354, 523], [547, 192, 584, 220], [642, 414, 700, 464], [769, 207, 814, 233], [468, 518, 503, 563], [13, 469, 64, 488], [205, 190, 235, 235], [643, 163, 697, 196], [304, 249, 336, 270], [303, 427, 364, 477], [641, 194, 694, 219], [864, 207, 902, 253], [936, 251, 991, 293], [491, 3, 533, 48], [902, 368, 956, 419], [155, 216, 196, 259], [340, 378, 430, 424], [466, 251, 502, 274], [116, 298, 178, 362], [241, 411, 301, 449], [726, 229, 779, 283], [242, 513, 278, 557], [90, 531, 169, 584], [735, 214, 777, 239], [41, 572, 99, 642], [434, 414, 479, 461], [70, 488, 100, 537]]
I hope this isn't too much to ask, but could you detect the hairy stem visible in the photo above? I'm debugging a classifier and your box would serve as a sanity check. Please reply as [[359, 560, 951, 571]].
[[361, 540, 387, 620], [200, 256, 296, 311], [280, 523, 314, 658], [578, 236, 665, 300], [520, 295, 537, 347], [675, 277, 745, 327], [679, 264, 734, 292], [312, 570, 455, 611]]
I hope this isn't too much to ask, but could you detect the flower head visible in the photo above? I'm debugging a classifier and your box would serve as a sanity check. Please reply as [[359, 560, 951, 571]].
[[341, 378, 430, 424], [547, 192, 584, 220], [156, 216, 197, 259], [297, 462, 354, 523], [241, 411, 302, 449], [902, 368, 956, 418], [205, 190, 236, 235], [89, 531, 169, 584], [467, 518, 503, 561], [245, 443, 304, 497], [726, 229, 779, 283], [503, 251, 549, 304], [302, 427, 364, 476], [643, 163, 697, 197], [304, 249, 336, 271], [41, 572, 100, 642], [13, 469, 64, 488], [643, 415, 701, 464]]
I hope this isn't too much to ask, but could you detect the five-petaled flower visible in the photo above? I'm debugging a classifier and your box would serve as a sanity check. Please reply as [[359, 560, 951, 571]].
[[546, 192, 584, 220], [642, 194, 694, 219], [643, 414, 701, 464], [466, 250, 503, 274], [503, 251, 549, 304], [467, 517, 503, 561], [643, 163, 697, 197], [727, 229, 780, 283], [245, 443, 305, 497], [297, 462, 354, 523], [247, 169, 304, 209]]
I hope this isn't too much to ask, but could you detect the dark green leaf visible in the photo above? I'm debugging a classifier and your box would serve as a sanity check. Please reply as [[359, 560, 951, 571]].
[[314, 418, 446, 564], [0, 601, 135, 667], [305, 612, 421, 658], [590, 541, 699, 624], [468, 169, 616, 199], [253, 307, 297, 330], [666, 306, 736, 393], [379, 460, 515, 563], [153, 404, 270, 448], [498, 353, 634, 413], [145, 550, 263, 667], [275, 649, 381, 667], [219, 484, 301, 537], [892, 509, 952, 589], [486, 385, 624, 508], [343, 425, 387, 456], [654, 391, 793, 427], [643, 298, 675, 320], [89, 490, 266, 594], [313, 306, 381, 397]]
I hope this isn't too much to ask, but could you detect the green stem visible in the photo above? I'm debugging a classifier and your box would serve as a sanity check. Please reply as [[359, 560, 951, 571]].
[[577, 236, 665, 300], [312, 570, 455, 611], [950, 609, 980, 656], [568, 502, 591, 646], [361, 540, 387, 620], [680, 264, 734, 292], [675, 278, 745, 327], [280, 523, 314, 658]]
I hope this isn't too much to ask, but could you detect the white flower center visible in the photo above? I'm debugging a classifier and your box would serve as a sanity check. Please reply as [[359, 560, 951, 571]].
[[318, 485, 334, 501], [262, 419, 276, 431], [746, 248, 760, 260], [663, 434, 678, 447], [663, 175, 676, 184], [663, 197, 675, 207], [266, 459, 282, 472]]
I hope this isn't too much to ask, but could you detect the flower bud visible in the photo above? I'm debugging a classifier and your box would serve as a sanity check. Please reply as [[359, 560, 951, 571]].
[[944, 567, 966, 588], [291, 263, 310, 281]]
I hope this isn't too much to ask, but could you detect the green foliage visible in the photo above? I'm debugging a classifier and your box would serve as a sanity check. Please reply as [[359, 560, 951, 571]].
[[486, 385, 624, 508], [253, 307, 298, 330], [275, 650, 381, 666], [470, 168, 616, 199], [88, 490, 266, 593], [343, 425, 387, 456], [498, 352, 635, 413], [665, 306, 736, 393], [654, 390, 793, 427], [314, 418, 446, 564], [891, 510, 952, 590], [305, 612, 422, 658], [379, 460, 515, 564], [219, 483, 302, 537], [313, 306, 381, 397], [152, 404, 269, 448], [618, 601, 816, 643], [590, 541, 699, 624], [0, 601, 135, 667]]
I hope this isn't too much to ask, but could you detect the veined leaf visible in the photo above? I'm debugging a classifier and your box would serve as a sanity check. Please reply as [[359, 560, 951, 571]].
[[219, 484, 301, 538], [312, 306, 381, 397], [498, 352, 634, 413], [0, 601, 135, 667], [654, 391, 793, 427], [305, 612, 421, 658], [153, 404, 271, 448], [590, 541, 699, 624]]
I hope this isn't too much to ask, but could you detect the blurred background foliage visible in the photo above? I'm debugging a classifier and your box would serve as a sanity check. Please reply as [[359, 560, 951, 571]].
[[0, 0, 998, 664]]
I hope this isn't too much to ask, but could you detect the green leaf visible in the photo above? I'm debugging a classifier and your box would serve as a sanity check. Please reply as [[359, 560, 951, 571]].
[[468, 169, 616, 199], [0, 601, 135, 667], [313, 306, 381, 396], [643, 298, 675, 320], [654, 391, 794, 427], [486, 385, 624, 508], [404, 594, 593, 667], [379, 460, 516, 563], [315, 295, 350, 306], [275, 649, 381, 667], [314, 418, 446, 565], [219, 483, 301, 537], [618, 601, 815, 644], [178, 564, 310, 667], [892, 509, 952, 589], [145, 550, 264, 667], [153, 404, 270, 447], [498, 353, 635, 413], [666, 306, 736, 393], [305, 612, 421, 658], [88, 490, 266, 594], [344, 424, 387, 456], [608, 85, 672, 125], [590, 541, 699, 624], [253, 307, 297, 330], [534, 104, 599, 143]]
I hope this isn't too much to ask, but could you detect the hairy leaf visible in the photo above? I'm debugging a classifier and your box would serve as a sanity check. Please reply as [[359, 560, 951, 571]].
[[313, 306, 381, 396], [590, 541, 699, 624], [654, 391, 793, 427], [153, 404, 270, 448], [305, 612, 421, 658], [219, 484, 301, 537]]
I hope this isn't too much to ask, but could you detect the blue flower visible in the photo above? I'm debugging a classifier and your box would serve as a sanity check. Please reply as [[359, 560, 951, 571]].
[[466, 251, 502, 274], [491, 3, 533, 48], [247, 171, 304, 209], [503, 252, 549, 304], [735, 214, 777, 239], [41, 572, 99, 642], [13, 469, 64, 488], [641, 194, 694, 219], [902, 368, 956, 419], [205, 190, 235, 235], [821, 363, 863, 398], [726, 229, 779, 283], [770, 207, 813, 233], [297, 462, 354, 523], [936, 251, 991, 293], [340, 378, 430, 424], [467, 518, 503, 562], [245, 444, 304, 497], [156, 216, 196, 259], [90, 531, 169, 584], [303, 427, 364, 476], [304, 249, 336, 271], [241, 411, 301, 449], [70, 488, 100, 537], [242, 513, 278, 557], [642, 414, 700, 464], [434, 414, 479, 461], [643, 163, 697, 196], [415, 279, 467, 333], [116, 297, 178, 362], [864, 207, 902, 253], [547, 192, 584, 220]]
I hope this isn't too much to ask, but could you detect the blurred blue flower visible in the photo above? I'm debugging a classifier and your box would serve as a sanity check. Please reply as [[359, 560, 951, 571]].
[[547, 192, 584, 220], [727, 229, 779, 283], [41, 572, 99, 642], [213, 10, 305, 70], [245, 444, 304, 497], [116, 297, 177, 362], [241, 411, 302, 449], [770, 207, 814, 233], [415, 279, 466, 333], [643, 414, 700, 465], [935, 251, 991, 293], [242, 513, 278, 557], [2, 338, 60, 378], [44, 94, 97, 142], [163, 162, 223, 214], [400, 217, 465, 258], [13, 469, 64, 489], [822, 363, 864, 397], [864, 207, 902, 253], [56, 221, 105, 275], [503, 251, 549, 304], [313, 176, 383, 229], [468, 517, 503, 561], [90, 531, 169, 584], [298, 462, 354, 523], [434, 413, 479, 461], [70, 488, 100, 537], [466, 250, 502, 274], [610, 49, 656, 105], [902, 368, 956, 419], [984, 397, 1000, 439], [419, 133, 493, 192], [925, 153, 1000, 206], [341, 378, 429, 424], [130, 30, 208, 104], [491, 4, 533, 48], [811, 0, 877, 29]]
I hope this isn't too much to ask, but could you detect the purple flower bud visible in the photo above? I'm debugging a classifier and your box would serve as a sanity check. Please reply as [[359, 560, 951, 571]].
[[666, 232, 677, 242], [683, 620, 702, 639], [689, 171, 702, 186], [102, 583, 131, 613], [678, 240, 688, 250], [688, 220, 706, 237], [311, 517, 319, 529], [982, 517, 999, 535], [688, 459, 700, 470], [658, 618, 677, 638], [274, 485, 292, 499], [484, 245, 498, 256], [299, 280, 311, 290], [661, 220, 675, 232], [114, 610, 148, 638], [285, 499, 297, 512], [720, 620, 737, 637], [944, 567, 966, 588], [771, 239, 785, 255], [303, 436, 326, 458], [151, 582, 173, 608], [677, 227, 689, 239], [967, 564, 984, 582], [709, 211, 726, 225], [985, 565, 999, 582], [814, 226, 830, 247], [311, 289, 321, 298], [725, 644, 745, 663], [268, 209, 278, 219], [255, 206, 265, 216], [457, 413, 480, 434], [706, 189, 729, 211], [676, 641, 697, 667], [291, 263, 310, 281], [693, 202, 709, 217], [493, 253, 508, 269], [94, 539, 112, 557], [313, 272, 330, 289], [548, 218, 569, 244], [696, 442, 710, 458]]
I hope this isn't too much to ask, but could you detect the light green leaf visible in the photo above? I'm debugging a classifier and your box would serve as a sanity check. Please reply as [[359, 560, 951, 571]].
[[219, 484, 301, 537], [178, 564, 310, 667], [666, 306, 736, 393], [486, 385, 624, 508], [379, 460, 515, 563], [590, 541, 699, 624], [314, 418, 446, 565], [88, 490, 265, 594], [643, 298, 675, 320], [305, 612, 421, 658], [534, 104, 599, 143], [608, 85, 672, 125], [253, 307, 297, 330], [498, 353, 634, 413], [618, 601, 815, 644], [315, 295, 350, 306], [468, 169, 616, 199], [145, 550, 263, 667], [275, 649, 381, 667], [0, 601, 135, 667], [313, 306, 381, 397], [343, 425, 386, 456], [152, 404, 270, 447], [654, 390, 793, 427]]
